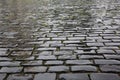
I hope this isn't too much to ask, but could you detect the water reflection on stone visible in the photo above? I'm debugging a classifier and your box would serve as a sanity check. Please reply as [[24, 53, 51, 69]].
[[0, 0, 120, 79]]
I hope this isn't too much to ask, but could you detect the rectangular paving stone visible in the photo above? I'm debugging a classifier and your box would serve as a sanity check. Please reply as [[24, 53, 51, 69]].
[[36, 51, 52, 56], [0, 74, 6, 80], [105, 43, 120, 46], [71, 65, 97, 72], [66, 60, 93, 65], [52, 37, 66, 40], [45, 41, 61, 44], [103, 30, 115, 33], [37, 55, 56, 60], [86, 37, 102, 40], [100, 46, 119, 50], [11, 51, 32, 56], [88, 34, 99, 37], [51, 43, 64, 47], [27, 41, 44, 44], [90, 73, 120, 80], [34, 73, 56, 80], [97, 49, 115, 54], [59, 73, 90, 80], [100, 34, 115, 36], [63, 41, 80, 44], [66, 44, 85, 47], [7, 74, 33, 80], [97, 39, 112, 42], [22, 60, 43, 66], [58, 55, 77, 60], [104, 54, 120, 59], [103, 36, 120, 39], [68, 37, 85, 40], [79, 55, 104, 59], [100, 65, 120, 72], [0, 61, 20, 66], [112, 39, 120, 42], [87, 43, 104, 46], [24, 66, 47, 73], [53, 51, 73, 55], [74, 50, 96, 55], [92, 32, 103, 34], [0, 67, 23, 73], [94, 59, 120, 65], [78, 47, 98, 50], [37, 48, 56, 51], [16, 56, 35, 61], [83, 39, 96, 43], [48, 66, 69, 72], [45, 61, 63, 65]]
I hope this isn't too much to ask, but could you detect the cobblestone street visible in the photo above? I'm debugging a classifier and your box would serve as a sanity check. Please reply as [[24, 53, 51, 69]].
[[0, 0, 120, 80]]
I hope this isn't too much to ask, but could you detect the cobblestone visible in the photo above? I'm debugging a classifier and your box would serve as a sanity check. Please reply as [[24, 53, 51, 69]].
[[0, 61, 20, 67], [100, 65, 120, 72], [54, 51, 73, 55], [71, 65, 97, 72], [22, 60, 43, 66], [66, 60, 93, 65], [90, 73, 120, 80], [97, 49, 115, 54], [0, 67, 23, 73], [58, 55, 77, 60], [0, 0, 120, 80], [79, 55, 104, 59], [24, 66, 47, 73], [48, 66, 69, 72], [87, 43, 104, 47], [7, 74, 33, 80], [94, 59, 120, 65], [45, 61, 63, 65], [59, 73, 89, 80], [104, 54, 120, 59], [34, 73, 56, 80]]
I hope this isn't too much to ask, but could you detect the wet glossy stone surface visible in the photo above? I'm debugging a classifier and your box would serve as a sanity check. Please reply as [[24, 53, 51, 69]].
[[0, 0, 120, 80]]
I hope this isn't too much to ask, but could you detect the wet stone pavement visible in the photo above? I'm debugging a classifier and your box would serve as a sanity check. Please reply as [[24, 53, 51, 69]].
[[0, 0, 120, 80]]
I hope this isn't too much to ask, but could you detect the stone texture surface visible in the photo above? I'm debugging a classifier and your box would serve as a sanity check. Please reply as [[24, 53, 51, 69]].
[[24, 66, 47, 73], [0, 74, 6, 80], [71, 66, 97, 72], [34, 73, 56, 80], [0, 0, 120, 80], [48, 66, 69, 72], [59, 73, 89, 80], [90, 73, 120, 80], [7, 74, 33, 80]]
